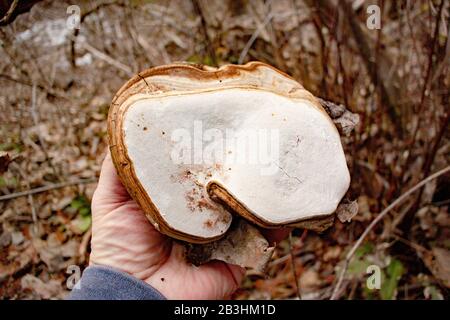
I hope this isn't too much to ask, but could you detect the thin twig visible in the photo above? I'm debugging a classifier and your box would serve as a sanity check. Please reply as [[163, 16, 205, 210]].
[[239, 0, 274, 64], [401, 110, 450, 232], [0, 29, 67, 100], [391, 234, 429, 255], [69, 0, 122, 68], [402, 0, 445, 178], [82, 42, 133, 76], [11, 162, 39, 234], [0, 74, 66, 100], [30, 84, 60, 180], [0, 0, 18, 25], [340, 0, 404, 137], [27, 193, 38, 235], [330, 165, 450, 300], [191, 0, 217, 66], [0, 178, 97, 202], [288, 232, 302, 299], [27, 84, 39, 235]]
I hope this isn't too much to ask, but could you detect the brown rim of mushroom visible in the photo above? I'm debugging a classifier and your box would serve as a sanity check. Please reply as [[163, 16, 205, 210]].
[[108, 61, 351, 244]]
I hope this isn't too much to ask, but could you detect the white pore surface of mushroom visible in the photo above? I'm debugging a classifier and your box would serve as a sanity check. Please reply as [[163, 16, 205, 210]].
[[109, 62, 351, 243]]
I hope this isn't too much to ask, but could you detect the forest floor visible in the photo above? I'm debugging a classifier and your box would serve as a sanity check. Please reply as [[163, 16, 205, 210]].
[[0, 0, 449, 299]]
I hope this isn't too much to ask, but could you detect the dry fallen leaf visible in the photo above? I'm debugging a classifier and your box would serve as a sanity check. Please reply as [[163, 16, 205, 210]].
[[0, 152, 11, 174], [323, 246, 342, 262], [299, 269, 321, 292], [0, 245, 35, 281], [423, 247, 450, 288], [336, 200, 359, 223], [21, 274, 63, 299], [33, 236, 79, 272]]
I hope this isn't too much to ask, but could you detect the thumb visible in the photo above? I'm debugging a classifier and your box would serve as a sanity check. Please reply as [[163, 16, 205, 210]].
[[91, 149, 131, 217]]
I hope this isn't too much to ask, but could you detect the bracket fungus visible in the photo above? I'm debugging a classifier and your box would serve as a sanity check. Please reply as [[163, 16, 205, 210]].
[[108, 62, 352, 267]]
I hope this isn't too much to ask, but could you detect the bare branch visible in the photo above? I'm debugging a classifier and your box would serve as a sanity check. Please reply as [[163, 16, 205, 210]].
[[0, 178, 97, 202], [288, 232, 302, 299], [0, 0, 18, 25]]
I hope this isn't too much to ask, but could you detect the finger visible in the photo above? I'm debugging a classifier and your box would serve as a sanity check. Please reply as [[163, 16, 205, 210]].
[[225, 263, 246, 286], [92, 149, 130, 215], [203, 260, 245, 299], [97, 151, 128, 197], [260, 227, 292, 245]]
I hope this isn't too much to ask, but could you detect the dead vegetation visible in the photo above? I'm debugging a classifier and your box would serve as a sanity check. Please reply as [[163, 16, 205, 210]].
[[0, 0, 449, 300]]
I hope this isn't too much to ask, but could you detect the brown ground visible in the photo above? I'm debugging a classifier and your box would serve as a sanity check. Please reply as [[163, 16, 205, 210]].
[[0, 0, 449, 299]]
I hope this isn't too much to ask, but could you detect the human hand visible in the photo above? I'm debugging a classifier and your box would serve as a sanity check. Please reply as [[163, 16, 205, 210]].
[[89, 150, 289, 299]]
